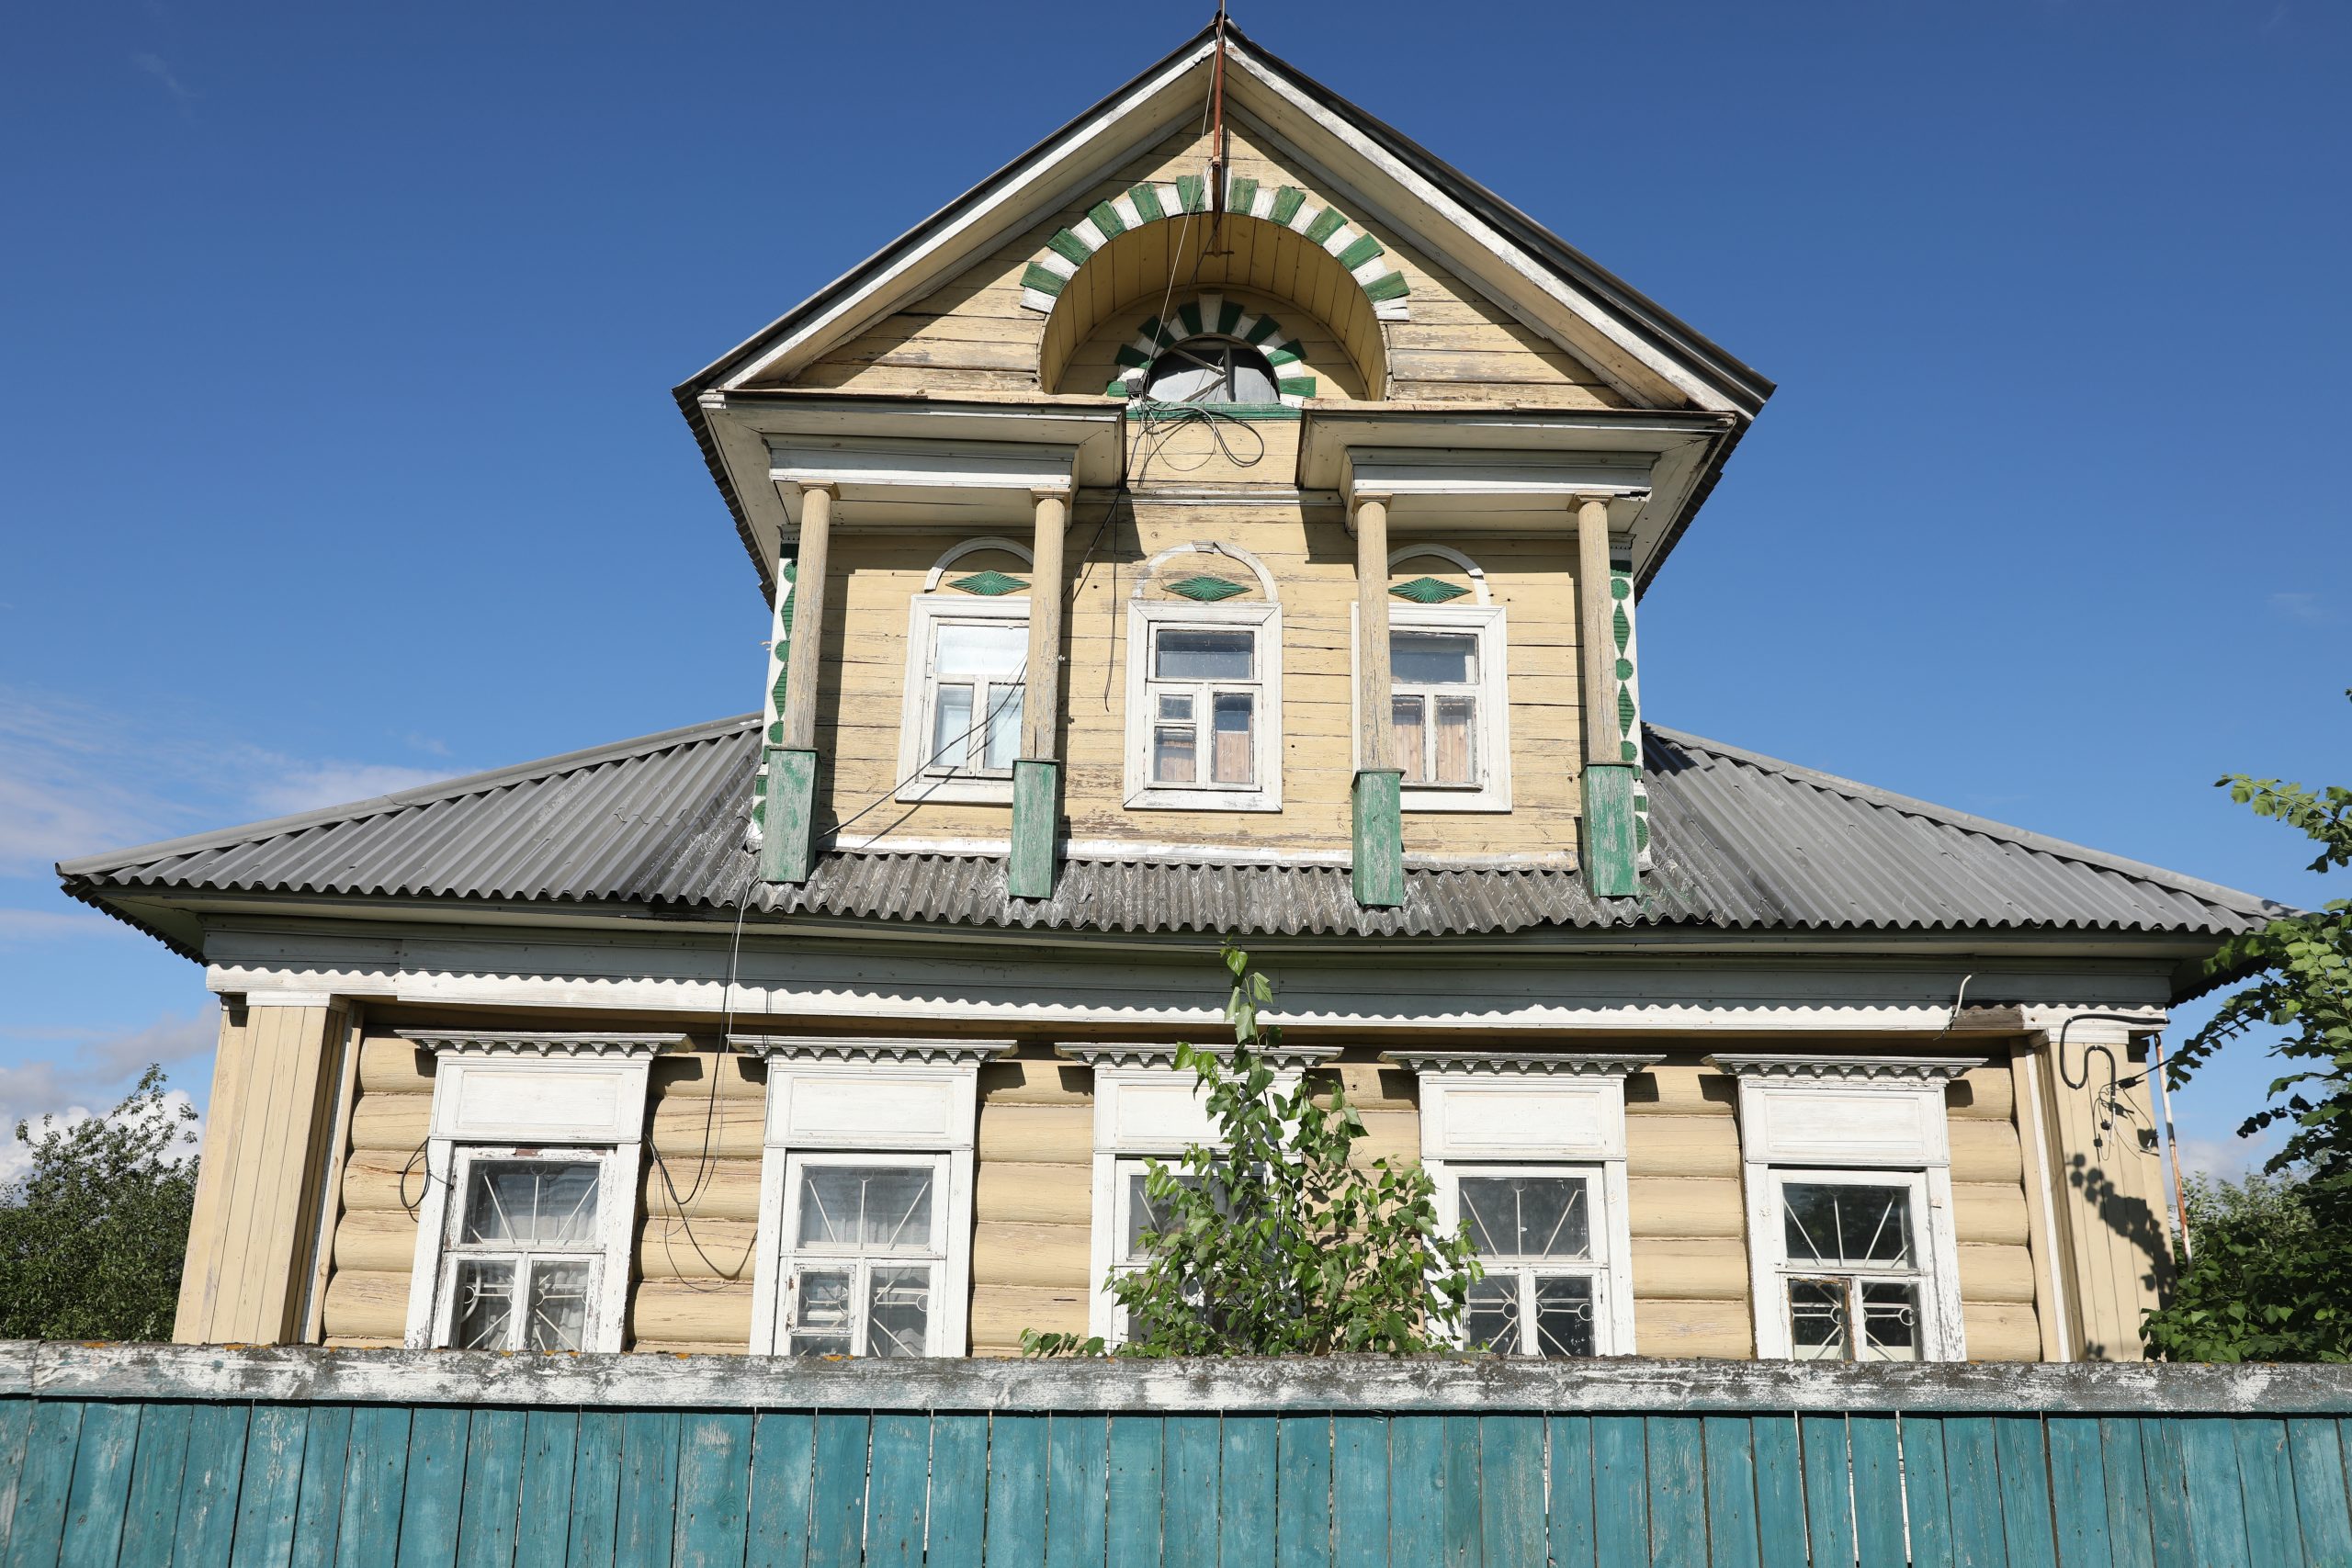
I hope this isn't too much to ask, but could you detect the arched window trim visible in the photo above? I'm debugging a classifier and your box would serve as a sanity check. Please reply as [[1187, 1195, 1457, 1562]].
[[1124, 547, 1283, 813]]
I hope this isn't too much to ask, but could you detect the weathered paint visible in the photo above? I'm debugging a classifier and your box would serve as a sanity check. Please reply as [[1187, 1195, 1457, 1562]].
[[1581, 761, 1639, 897], [1008, 759, 1061, 900], [759, 746, 818, 885], [1351, 770, 1403, 908]]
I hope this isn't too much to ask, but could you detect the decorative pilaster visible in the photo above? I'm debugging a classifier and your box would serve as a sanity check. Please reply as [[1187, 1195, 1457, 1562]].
[[1577, 496, 1638, 897], [1351, 491, 1404, 908], [762, 483, 834, 885], [1010, 486, 1069, 899]]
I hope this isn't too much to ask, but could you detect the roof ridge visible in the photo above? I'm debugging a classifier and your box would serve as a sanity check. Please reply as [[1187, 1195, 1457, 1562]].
[[56, 714, 761, 879], [1646, 723, 2286, 918]]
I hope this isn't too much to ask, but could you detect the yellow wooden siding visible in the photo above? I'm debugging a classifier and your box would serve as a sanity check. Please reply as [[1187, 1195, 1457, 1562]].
[[2031, 1043, 2172, 1361], [778, 118, 1621, 409], [1948, 1061, 2045, 1361], [1626, 1060, 1751, 1358], [822, 520, 1589, 860], [318, 1032, 432, 1347], [971, 1053, 1095, 1356], [629, 1050, 764, 1354]]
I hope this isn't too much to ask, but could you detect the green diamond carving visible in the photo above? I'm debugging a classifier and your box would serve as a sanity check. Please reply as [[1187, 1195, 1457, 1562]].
[[949, 570, 1030, 596], [1389, 576, 1470, 604], [1166, 574, 1249, 602]]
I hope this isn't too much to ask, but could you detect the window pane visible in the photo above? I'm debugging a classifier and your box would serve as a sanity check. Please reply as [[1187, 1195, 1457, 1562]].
[[1155, 627, 1253, 680], [1392, 695, 1426, 784], [1465, 1275, 1521, 1354], [1532, 1275, 1596, 1359], [1152, 726, 1196, 784], [1782, 1183, 1915, 1269], [1142, 338, 1279, 405], [1459, 1176, 1590, 1260], [526, 1259, 592, 1351], [797, 1166, 935, 1250], [930, 684, 975, 765], [1392, 630, 1476, 685], [1211, 693, 1254, 785], [984, 686, 1023, 772], [1788, 1276, 1849, 1360], [1433, 695, 1476, 785], [934, 621, 1026, 677], [1158, 692, 1193, 721], [461, 1161, 599, 1246], [451, 1258, 516, 1349], [866, 1265, 933, 1358], [1860, 1281, 1921, 1361], [1123, 1169, 1209, 1263], [789, 1266, 854, 1356]]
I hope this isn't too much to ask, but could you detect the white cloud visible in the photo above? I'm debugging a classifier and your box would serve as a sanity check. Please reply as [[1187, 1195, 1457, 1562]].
[[0, 1006, 215, 1185], [130, 51, 196, 110], [2268, 592, 2332, 626], [2172, 1132, 2281, 1184]]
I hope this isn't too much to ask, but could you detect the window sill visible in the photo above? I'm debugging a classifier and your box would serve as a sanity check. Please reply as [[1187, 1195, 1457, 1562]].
[[1401, 784, 1513, 813], [1123, 788, 1283, 813], [893, 774, 1015, 807]]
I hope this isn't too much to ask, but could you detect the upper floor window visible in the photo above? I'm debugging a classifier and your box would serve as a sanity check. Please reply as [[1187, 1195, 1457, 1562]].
[[899, 542, 1035, 806], [1125, 546, 1282, 811], [1361, 547, 1510, 811], [1141, 336, 1280, 405]]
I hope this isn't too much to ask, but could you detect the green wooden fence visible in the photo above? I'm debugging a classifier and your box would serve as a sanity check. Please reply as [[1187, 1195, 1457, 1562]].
[[5, 1345, 2352, 1567]]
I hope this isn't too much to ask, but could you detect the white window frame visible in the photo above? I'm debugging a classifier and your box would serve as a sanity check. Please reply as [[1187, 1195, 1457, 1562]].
[[1063, 1043, 1336, 1343], [737, 1035, 1010, 1358], [1439, 1161, 1611, 1358], [773, 1149, 953, 1358], [1390, 1051, 1657, 1357], [431, 1144, 622, 1353], [1763, 1166, 1939, 1363], [398, 1031, 671, 1354], [897, 595, 1031, 806], [1123, 600, 1283, 811], [1709, 1053, 1981, 1362], [1351, 602, 1511, 811]]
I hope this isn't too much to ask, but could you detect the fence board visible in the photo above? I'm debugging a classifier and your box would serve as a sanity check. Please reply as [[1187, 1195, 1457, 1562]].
[[6, 1402, 85, 1568], [340, 1404, 413, 1568], [1900, 1416, 1954, 1568], [745, 1413, 814, 1568], [2180, 1417, 2253, 1568], [453, 1407, 525, 1568], [2287, 1419, 2352, 1568], [616, 1411, 681, 1568], [1330, 1416, 1387, 1568], [1159, 1416, 1217, 1568], [1219, 1416, 1275, 1568], [1476, 1416, 1543, 1568], [0, 1399, 31, 1549], [1274, 1415, 1330, 1568], [1385, 1416, 1445, 1568], [512, 1411, 579, 1568], [1441, 1416, 1480, 1568], [398, 1407, 471, 1568], [2096, 1417, 2155, 1568], [2139, 1417, 2196, 1568], [1546, 1416, 1596, 1568], [1994, 1416, 2058, 1568], [928, 1416, 990, 1568], [568, 1412, 626, 1568], [58, 1403, 139, 1568], [288, 1406, 352, 1568], [1105, 1418, 1164, 1568], [1699, 1415, 1760, 1568], [676, 1412, 752, 1568], [1753, 1416, 1809, 1568], [1647, 1416, 1706, 1568], [233, 1402, 311, 1568], [2046, 1417, 2113, 1568], [1800, 1416, 1855, 1568], [181, 1404, 254, 1568], [1941, 1416, 2005, 1568], [1592, 1416, 1647, 1568], [116, 1401, 190, 1568], [808, 1414, 870, 1568], [1049, 1414, 1109, 1568], [2233, 1419, 2301, 1568], [864, 1415, 927, 1568], [1848, 1415, 1905, 1568]]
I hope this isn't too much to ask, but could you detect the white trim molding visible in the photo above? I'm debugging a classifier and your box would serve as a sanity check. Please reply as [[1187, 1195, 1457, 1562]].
[[1123, 598, 1285, 812], [1387, 543, 1490, 605], [896, 593, 1031, 806], [922, 536, 1035, 592], [399, 1032, 670, 1353], [1389, 1051, 1658, 1356], [742, 1036, 1012, 1358], [1710, 1052, 1982, 1363], [1057, 1043, 1341, 1074]]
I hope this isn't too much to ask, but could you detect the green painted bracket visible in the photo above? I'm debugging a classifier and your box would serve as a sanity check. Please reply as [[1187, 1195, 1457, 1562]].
[[1351, 769, 1405, 908], [1582, 762, 1640, 898], [760, 746, 818, 886], [1008, 760, 1061, 900]]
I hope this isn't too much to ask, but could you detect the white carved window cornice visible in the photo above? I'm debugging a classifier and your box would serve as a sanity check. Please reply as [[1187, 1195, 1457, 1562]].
[[1057, 1043, 1340, 1073], [729, 1035, 1015, 1066], [1384, 1051, 1664, 1079], [397, 1030, 680, 1061], [1706, 1053, 1984, 1087]]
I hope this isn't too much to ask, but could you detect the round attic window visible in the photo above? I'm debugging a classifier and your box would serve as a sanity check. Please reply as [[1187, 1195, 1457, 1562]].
[[1140, 336, 1280, 405]]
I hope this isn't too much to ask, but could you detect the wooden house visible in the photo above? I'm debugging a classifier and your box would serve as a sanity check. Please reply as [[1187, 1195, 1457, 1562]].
[[59, 23, 2282, 1368]]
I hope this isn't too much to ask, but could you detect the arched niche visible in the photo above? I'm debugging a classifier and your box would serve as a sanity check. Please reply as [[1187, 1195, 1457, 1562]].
[[1035, 210, 1388, 400]]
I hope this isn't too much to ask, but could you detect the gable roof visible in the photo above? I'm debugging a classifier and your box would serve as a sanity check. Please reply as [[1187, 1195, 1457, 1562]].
[[674, 23, 1773, 586], [60, 713, 2285, 966]]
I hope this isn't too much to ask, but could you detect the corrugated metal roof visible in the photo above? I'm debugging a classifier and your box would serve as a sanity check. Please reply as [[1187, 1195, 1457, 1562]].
[[58, 715, 2285, 942]]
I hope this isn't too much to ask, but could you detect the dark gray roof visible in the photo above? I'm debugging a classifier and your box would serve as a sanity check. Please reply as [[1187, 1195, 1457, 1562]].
[[60, 713, 2285, 946]]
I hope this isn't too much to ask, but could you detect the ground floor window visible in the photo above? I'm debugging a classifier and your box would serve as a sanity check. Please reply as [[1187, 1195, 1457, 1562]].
[[1771, 1169, 1931, 1362], [1451, 1165, 1607, 1358], [775, 1153, 950, 1358], [434, 1145, 619, 1353]]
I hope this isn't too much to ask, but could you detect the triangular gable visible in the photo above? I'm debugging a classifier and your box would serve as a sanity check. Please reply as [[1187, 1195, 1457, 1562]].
[[674, 25, 1770, 419]]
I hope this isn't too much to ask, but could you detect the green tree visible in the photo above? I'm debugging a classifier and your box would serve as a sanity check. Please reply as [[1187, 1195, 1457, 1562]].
[[0, 1066, 199, 1342], [1025, 943, 1481, 1357], [2144, 726, 2352, 1361]]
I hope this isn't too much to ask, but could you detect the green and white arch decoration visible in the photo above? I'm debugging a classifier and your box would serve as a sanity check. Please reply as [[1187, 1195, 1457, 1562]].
[[1104, 294, 1316, 404], [1611, 558, 1651, 863], [1020, 174, 1411, 321], [922, 536, 1035, 595]]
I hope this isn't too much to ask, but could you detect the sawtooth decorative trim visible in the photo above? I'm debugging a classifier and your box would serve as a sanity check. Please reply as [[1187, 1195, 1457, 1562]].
[[1105, 292, 1318, 407], [1023, 175, 1410, 322], [1383, 1051, 1666, 1078], [1057, 1043, 1341, 1073], [728, 1034, 1016, 1066], [1706, 1053, 1987, 1086], [395, 1031, 679, 1061]]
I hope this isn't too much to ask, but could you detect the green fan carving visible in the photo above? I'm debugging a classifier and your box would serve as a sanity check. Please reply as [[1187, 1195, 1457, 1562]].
[[1166, 574, 1250, 602], [949, 570, 1031, 596], [1389, 576, 1470, 604]]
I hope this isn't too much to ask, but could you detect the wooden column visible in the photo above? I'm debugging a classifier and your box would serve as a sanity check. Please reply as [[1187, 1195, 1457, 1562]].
[[1010, 486, 1069, 899], [762, 482, 834, 885], [1351, 491, 1403, 907], [1577, 495, 1638, 897], [175, 998, 347, 1344]]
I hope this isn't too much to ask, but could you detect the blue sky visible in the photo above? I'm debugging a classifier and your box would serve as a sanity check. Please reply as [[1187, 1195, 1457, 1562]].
[[3, 2, 2345, 1180]]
